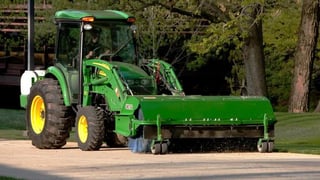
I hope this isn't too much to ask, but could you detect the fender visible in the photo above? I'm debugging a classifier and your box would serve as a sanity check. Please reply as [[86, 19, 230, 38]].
[[46, 66, 71, 106]]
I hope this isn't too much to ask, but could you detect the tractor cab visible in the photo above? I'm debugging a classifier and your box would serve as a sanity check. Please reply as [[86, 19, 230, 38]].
[[53, 10, 150, 103], [54, 10, 137, 67], [82, 21, 137, 63], [55, 11, 136, 69]]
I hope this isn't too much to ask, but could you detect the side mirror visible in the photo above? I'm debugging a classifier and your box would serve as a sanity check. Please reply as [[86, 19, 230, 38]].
[[83, 24, 93, 31], [130, 25, 137, 34]]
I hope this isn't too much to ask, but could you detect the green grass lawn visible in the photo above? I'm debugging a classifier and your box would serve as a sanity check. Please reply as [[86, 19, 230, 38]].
[[0, 109, 27, 140], [1, 109, 320, 154], [275, 112, 320, 154]]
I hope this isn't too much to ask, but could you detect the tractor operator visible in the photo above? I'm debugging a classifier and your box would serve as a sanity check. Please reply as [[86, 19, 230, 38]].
[[85, 28, 110, 59]]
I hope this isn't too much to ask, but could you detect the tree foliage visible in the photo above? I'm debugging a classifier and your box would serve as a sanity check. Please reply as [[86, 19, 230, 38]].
[[263, 1, 301, 111], [3, 0, 320, 111], [187, 1, 268, 96]]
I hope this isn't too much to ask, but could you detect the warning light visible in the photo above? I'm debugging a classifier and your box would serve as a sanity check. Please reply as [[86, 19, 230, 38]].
[[82, 16, 94, 22], [127, 17, 136, 23]]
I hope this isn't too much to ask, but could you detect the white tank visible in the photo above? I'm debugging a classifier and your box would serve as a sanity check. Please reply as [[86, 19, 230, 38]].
[[20, 70, 46, 95]]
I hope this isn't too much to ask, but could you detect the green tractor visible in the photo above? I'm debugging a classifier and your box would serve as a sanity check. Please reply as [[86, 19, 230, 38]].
[[20, 9, 276, 154]]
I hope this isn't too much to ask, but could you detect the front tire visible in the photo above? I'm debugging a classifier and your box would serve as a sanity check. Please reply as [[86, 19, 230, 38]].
[[26, 79, 72, 149], [76, 106, 105, 151]]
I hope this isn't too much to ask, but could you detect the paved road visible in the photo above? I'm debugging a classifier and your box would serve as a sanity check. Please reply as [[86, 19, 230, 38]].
[[1, 140, 320, 180]]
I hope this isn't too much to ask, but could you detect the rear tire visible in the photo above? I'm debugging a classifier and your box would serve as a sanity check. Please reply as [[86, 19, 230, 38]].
[[76, 106, 105, 151], [26, 79, 72, 149]]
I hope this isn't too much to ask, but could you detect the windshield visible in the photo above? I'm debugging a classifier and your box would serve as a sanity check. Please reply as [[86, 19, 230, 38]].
[[83, 21, 136, 63]]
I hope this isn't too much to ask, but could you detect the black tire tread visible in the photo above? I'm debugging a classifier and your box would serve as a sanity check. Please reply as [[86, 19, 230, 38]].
[[76, 106, 105, 151], [26, 78, 73, 149]]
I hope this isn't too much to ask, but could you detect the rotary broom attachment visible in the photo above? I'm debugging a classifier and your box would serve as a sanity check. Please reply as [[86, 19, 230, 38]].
[[127, 95, 276, 154]]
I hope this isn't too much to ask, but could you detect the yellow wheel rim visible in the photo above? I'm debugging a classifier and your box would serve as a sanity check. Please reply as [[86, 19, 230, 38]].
[[30, 95, 45, 134], [78, 115, 88, 143]]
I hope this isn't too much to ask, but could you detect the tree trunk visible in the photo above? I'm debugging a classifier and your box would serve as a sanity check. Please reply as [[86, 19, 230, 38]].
[[242, 4, 267, 96], [288, 0, 319, 112]]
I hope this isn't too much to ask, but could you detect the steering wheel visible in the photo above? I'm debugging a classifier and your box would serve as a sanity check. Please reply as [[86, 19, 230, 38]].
[[92, 47, 101, 57], [98, 52, 114, 60]]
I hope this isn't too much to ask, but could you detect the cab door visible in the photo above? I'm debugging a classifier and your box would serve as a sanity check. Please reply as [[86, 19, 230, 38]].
[[55, 22, 81, 104]]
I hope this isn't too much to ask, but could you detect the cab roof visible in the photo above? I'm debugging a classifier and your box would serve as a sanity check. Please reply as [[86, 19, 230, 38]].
[[55, 9, 134, 21]]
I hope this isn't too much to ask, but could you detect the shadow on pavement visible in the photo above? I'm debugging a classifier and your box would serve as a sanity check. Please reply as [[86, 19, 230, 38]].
[[0, 164, 71, 180]]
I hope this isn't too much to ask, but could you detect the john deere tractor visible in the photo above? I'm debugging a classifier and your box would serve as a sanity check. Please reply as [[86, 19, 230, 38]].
[[20, 9, 276, 154]]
